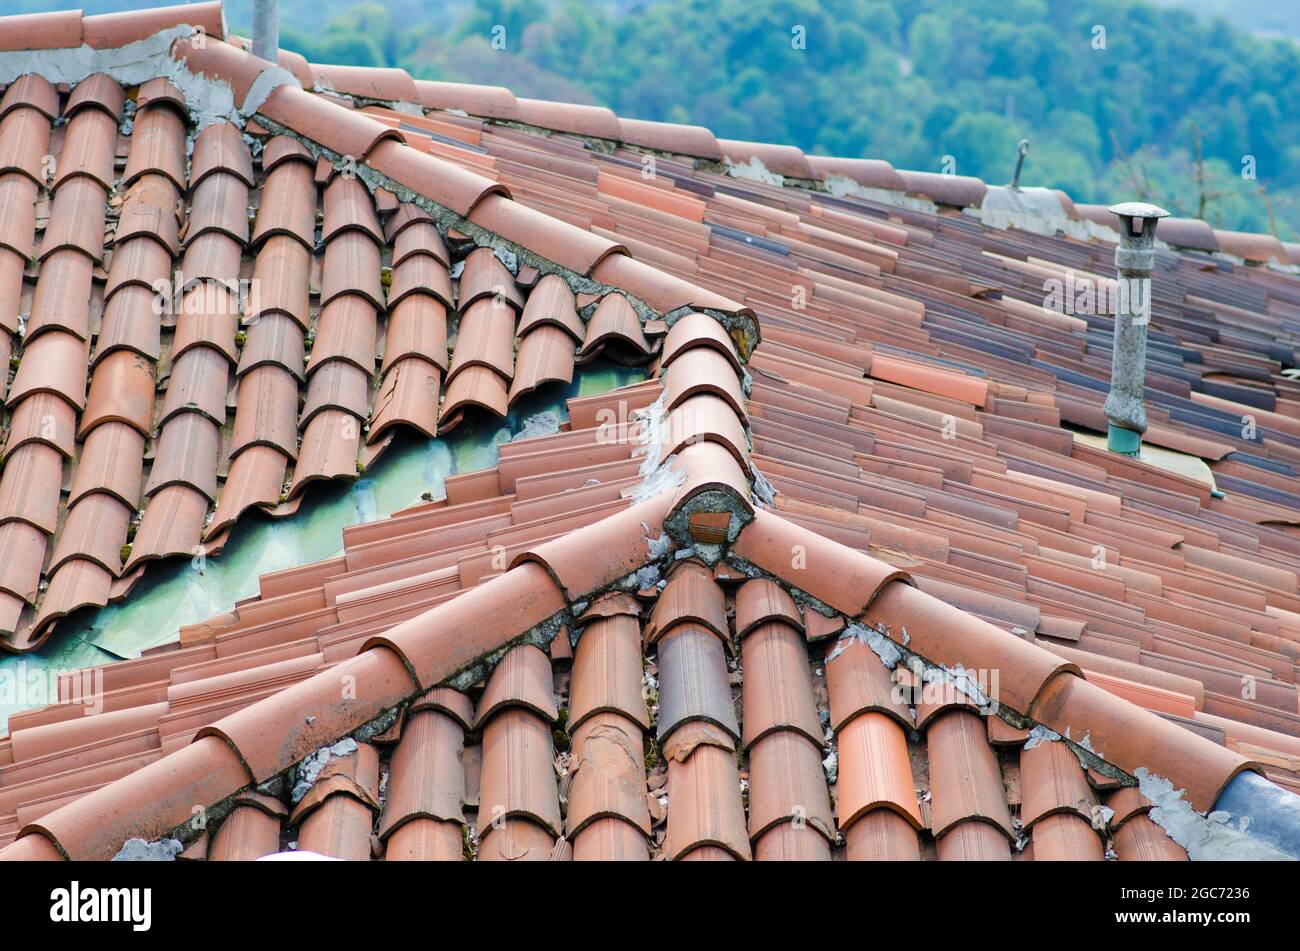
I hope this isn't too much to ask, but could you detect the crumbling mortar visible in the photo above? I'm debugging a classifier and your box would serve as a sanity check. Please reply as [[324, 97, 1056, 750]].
[[0, 26, 299, 132], [721, 552, 1140, 790]]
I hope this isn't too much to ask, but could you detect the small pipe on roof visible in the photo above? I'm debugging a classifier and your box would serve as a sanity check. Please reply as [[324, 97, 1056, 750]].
[[1009, 139, 1029, 191], [1103, 201, 1168, 456], [252, 0, 280, 63]]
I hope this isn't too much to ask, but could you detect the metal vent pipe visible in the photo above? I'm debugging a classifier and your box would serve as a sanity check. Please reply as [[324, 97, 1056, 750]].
[[252, 0, 280, 62], [1103, 201, 1168, 456]]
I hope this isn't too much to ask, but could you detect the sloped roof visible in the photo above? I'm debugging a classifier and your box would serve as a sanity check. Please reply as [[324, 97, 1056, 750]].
[[0, 2, 1298, 862]]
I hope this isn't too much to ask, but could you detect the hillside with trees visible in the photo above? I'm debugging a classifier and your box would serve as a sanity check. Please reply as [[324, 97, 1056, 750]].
[[15, 0, 1300, 238]]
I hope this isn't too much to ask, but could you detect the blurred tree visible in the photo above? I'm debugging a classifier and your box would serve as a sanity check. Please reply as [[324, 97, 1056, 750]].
[[251, 0, 1300, 238]]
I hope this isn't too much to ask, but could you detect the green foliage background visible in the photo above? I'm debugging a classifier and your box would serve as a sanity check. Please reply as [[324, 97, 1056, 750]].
[[14, 0, 1300, 238]]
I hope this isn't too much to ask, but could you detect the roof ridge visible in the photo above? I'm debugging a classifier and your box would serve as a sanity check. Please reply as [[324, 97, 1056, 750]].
[[0, 331, 1260, 858], [296, 63, 1300, 268], [1, 3, 1294, 263]]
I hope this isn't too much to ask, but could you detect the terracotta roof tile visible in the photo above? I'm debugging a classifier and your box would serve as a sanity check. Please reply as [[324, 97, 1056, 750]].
[[1019, 737, 1098, 829], [113, 172, 180, 249], [656, 623, 738, 743], [748, 729, 834, 843], [179, 233, 242, 289], [617, 117, 722, 161], [209, 801, 283, 861], [895, 169, 987, 208], [297, 793, 374, 860], [477, 817, 554, 861], [646, 560, 728, 645], [730, 508, 905, 616], [309, 296, 378, 375], [249, 235, 312, 327], [664, 723, 750, 860], [414, 80, 519, 120], [927, 709, 1015, 841], [841, 807, 919, 860], [39, 178, 108, 261], [318, 230, 383, 309], [571, 815, 650, 861], [515, 273, 582, 339], [207, 444, 288, 538], [369, 357, 441, 442], [259, 138, 313, 179], [514, 98, 622, 140], [82, 1, 225, 50], [8, 330, 89, 410], [579, 292, 650, 364], [291, 409, 361, 495], [0, 10, 82, 52], [321, 172, 382, 243], [52, 106, 117, 191], [569, 615, 650, 733], [65, 74, 124, 122], [377, 707, 466, 838], [391, 218, 449, 268], [1030, 812, 1104, 861], [469, 193, 627, 276], [0, 442, 62, 534], [81, 349, 156, 437], [661, 311, 743, 370], [363, 137, 504, 217], [1111, 811, 1188, 861], [0, 521, 45, 604], [718, 139, 816, 180], [229, 365, 299, 457], [835, 707, 922, 831], [479, 704, 561, 836], [0, 74, 58, 121], [385, 817, 462, 861], [1030, 674, 1251, 813], [5, 392, 77, 460], [124, 484, 209, 569], [364, 561, 565, 690], [144, 412, 221, 500], [388, 253, 453, 310], [805, 156, 906, 192], [566, 711, 651, 841], [663, 347, 746, 418], [135, 78, 187, 116], [186, 171, 250, 245], [865, 581, 1079, 715], [474, 643, 557, 727], [312, 64, 418, 105], [508, 325, 575, 405], [0, 175, 39, 266], [48, 492, 132, 576], [0, 108, 51, 192], [103, 236, 173, 303], [122, 104, 187, 190], [934, 819, 1010, 861], [740, 620, 824, 750], [238, 312, 306, 378], [382, 294, 448, 372], [259, 85, 402, 161], [438, 364, 509, 432], [27, 249, 94, 341], [457, 246, 523, 311], [68, 422, 146, 509]]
